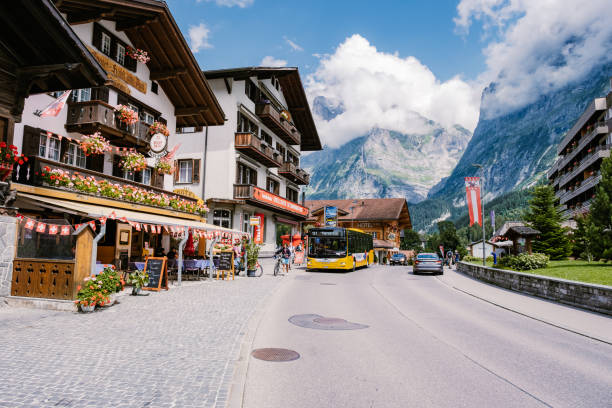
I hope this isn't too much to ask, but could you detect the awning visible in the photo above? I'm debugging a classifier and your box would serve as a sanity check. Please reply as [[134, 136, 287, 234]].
[[18, 193, 243, 235]]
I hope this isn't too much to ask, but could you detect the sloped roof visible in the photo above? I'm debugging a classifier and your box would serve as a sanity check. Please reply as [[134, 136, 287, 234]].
[[204, 67, 321, 151], [509, 225, 540, 236], [305, 198, 412, 228], [494, 221, 540, 237], [55, 0, 225, 126]]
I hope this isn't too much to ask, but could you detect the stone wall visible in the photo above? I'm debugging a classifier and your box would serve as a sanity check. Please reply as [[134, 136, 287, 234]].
[[457, 262, 612, 316], [0, 215, 17, 298]]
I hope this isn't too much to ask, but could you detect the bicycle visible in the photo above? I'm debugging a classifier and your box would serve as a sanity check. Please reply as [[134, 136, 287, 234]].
[[273, 255, 282, 276]]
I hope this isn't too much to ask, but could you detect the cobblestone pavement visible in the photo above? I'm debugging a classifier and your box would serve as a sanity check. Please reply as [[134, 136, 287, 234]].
[[0, 260, 285, 408]]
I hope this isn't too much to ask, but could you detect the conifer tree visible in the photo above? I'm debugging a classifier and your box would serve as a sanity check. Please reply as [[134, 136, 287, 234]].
[[524, 185, 571, 259], [589, 156, 612, 260], [572, 213, 598, 261]]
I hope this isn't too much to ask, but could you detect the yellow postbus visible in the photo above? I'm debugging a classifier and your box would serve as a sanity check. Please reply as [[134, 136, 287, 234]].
[[306, 227, 374, 271]]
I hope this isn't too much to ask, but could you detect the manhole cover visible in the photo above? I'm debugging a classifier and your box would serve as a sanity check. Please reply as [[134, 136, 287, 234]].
[[251, 348, 300, 362], [289, 314, 369, 330], [320, 283, 336, 286]]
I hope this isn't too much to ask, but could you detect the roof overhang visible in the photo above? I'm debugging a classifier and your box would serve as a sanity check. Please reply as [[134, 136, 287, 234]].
[[205, 67, 322, 151], [55, 0, 225, 127]]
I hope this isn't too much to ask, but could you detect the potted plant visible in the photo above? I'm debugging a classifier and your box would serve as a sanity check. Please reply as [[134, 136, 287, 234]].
[[97, 266, 124, 306], [74, 275, 109, 312], [154, 157, 173, 175], [126, 46, 150, 64], [127, 270, 149, 295], [149, 121, 169, 137], [120, 151, 147, 172], [80, 132, 111, 156], [245, 241, 261, 277], [115, 104, 139, 126], [0, 142, 27, 181]]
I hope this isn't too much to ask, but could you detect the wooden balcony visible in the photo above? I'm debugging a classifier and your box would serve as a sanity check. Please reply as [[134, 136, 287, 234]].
[[234, 132, 282, 168], [278, 161, 310, 185], [233, 184, 254, 200], [66, 100, 150, 147], [255, 102, 301, 146]]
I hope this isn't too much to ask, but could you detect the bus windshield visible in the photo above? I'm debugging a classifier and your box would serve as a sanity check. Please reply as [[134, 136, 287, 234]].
[[309, 237, 347, 258]]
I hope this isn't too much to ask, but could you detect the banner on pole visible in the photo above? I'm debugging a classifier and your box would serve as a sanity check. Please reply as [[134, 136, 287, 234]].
[[465, 177, 482, 227], [491, 210, 495, 231]]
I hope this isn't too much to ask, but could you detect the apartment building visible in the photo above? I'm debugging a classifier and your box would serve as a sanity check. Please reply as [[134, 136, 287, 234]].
[[173, 67, 321, 253], [548, 80, 612, 224]]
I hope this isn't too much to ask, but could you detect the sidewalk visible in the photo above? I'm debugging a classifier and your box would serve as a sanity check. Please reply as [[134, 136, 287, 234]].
[[439, 266, 612, 344], [0, 259, 284, 408]]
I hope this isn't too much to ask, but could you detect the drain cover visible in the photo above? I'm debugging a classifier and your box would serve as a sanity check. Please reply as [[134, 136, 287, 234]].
[[251, 348, 300, 362], [289, 314, 369, 330]]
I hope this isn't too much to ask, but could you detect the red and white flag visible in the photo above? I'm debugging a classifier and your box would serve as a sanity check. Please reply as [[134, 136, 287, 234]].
[[60, 226, 71, 236], [465, 177, 482, 226], [135, 223, 141, 232], [48, 225, 59, 235], [36, 90, 71, 117], [25, 219, 35, 230], [36, 222, 46, 233]]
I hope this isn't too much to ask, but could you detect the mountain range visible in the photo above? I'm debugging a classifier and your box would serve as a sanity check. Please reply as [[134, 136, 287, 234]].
[[305, 63, 612, 232]]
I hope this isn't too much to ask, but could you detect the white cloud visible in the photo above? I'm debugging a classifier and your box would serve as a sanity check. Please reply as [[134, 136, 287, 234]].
[[306, 35, 481, 148], [198, 0, 254, 7], [455, 0, 612, 118], [260, 56, 287, 67], [284, 37, 303, 52], [188, 23, 213, 53]]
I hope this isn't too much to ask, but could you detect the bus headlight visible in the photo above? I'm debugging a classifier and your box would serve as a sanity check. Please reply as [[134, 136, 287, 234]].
[[340, 262, 346, 266]]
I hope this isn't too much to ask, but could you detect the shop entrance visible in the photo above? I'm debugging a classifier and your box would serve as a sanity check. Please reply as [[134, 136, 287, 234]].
[[275, 223, 292, 247]]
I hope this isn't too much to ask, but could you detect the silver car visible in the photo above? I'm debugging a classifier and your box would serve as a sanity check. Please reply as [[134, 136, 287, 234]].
[[413, 253, 443, 275]]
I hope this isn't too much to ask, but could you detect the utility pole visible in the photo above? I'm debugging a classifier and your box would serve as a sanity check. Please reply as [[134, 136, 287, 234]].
[[472, 164, 486, 266]]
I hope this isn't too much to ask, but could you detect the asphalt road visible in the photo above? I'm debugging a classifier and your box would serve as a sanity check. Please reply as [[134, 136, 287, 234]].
[[237, 265, 612, 408]]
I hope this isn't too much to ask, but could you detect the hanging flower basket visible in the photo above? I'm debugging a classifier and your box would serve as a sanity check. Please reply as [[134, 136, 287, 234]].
[[149, 121, 169, 137], [80, 132, 111, 156], [154, 158, 173, 175], [126, 46, 150, 64], [115, 104, 139, 126], [120, 152, 147, 172], [280, 110, 291, 121], [0, 142, 26, 181]]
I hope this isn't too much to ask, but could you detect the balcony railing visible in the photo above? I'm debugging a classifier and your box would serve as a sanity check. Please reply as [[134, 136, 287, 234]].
[[560, 175, 602, 205], [554, 122, 608, 173], [66, 101, 151, 146], [557, 145, 610, 189], [234, 132, 282, 168], [278, 161, 310, 185], [255, 102, 301, 146], [12, 156, 199, 209], [233, 184, 254, 200]]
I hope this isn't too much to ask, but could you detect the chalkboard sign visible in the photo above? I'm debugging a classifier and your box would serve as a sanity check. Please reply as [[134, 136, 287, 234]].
[[216, 251, 234, 280], [143, 257, 168, 291]]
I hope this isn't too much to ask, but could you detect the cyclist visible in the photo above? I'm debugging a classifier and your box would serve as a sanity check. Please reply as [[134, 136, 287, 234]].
[[277, 243, 291, 275]]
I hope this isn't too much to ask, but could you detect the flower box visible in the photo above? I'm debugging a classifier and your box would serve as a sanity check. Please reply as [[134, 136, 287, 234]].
[[120, 152, 147, 172], [80, 132, 111, 156], [115, 105, 139, 126], [126, 46, 150, 64]]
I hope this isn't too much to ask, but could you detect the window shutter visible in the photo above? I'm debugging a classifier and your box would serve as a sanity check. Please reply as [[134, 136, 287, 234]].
[[125, 52, 137, 72], [192, 159, 200, 184], [134, 170, 142, 184], [92, 24, 102, 52], [173, 160, 179, 183], [22, 126, 41, 157], [86, 154, 105, 173], [112, 155, 122, 177], [59, 138, 70, 164], [153, 171, 164, 189]]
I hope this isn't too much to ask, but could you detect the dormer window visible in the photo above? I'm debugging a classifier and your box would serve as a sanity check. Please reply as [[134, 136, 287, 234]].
[[101, 33, 111, 55], [116, 44, 125, 65]]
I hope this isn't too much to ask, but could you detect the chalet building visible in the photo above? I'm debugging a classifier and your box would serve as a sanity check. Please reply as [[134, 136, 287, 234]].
[[304, 198, 413, 258], [548, 79, 612, 224], [4, 0, 241, 302], [175, 67, 321, 254]]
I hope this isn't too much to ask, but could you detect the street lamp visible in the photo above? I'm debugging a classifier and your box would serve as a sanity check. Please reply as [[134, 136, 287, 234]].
[[472, 163, 486, 266]]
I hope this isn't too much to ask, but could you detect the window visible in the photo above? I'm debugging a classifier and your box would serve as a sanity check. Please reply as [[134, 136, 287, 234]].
[[71, 88, 91, 103], [116, 44, 125, 65], [261, 131, 272, 146], [286, 187, 299, 203], [177, 127, 196, 134], [101, 33, 111, 55], [213, 209, 232, 229], [142, 168, 152, 185], [277, 145, 286, 161], [179, 160, 193, 184], [123, 170, 135, 181], [38, 135, 60, 161], [266, 177, 279, 195], [237, 112, 259, 135], [245, 80, 258, 103], [371, 232, 377, 239], [236, 163, 257, 185], [151, 81, 158, 94], [63, 143, 86, 168], [141, 111, 155, 125], [243, 213, 250, 233]]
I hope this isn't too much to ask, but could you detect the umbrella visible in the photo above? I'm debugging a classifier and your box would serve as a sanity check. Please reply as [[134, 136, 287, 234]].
[[184, 229, 195, 256]]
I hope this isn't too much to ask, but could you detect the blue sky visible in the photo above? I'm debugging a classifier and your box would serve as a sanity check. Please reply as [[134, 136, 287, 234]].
[[167, 0, 486, 81]]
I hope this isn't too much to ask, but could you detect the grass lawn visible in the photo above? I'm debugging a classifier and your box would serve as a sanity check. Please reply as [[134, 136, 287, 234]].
[[469, 259, 612, 286]]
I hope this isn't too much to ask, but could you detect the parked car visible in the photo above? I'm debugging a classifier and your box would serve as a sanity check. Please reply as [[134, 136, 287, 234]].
[[413, 253, 443, 275], [390, 253, 407, 266]]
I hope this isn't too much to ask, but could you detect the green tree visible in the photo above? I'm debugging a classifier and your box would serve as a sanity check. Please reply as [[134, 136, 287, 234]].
[[524, 185, 571, 260], [400, 229, 422, 250], [438, 221, 460, 253], [425, 232, 440, 254], [589, 156, 612, 260], [572, 213, 598, 261]]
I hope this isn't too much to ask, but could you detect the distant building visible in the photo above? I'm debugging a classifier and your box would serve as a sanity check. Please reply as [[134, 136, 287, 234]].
[[548, 79, 612, 225], [304, 198, 413, 253]]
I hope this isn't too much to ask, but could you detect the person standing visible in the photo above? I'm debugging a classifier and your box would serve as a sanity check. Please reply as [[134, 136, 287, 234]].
[[280, 243, 291, 275]]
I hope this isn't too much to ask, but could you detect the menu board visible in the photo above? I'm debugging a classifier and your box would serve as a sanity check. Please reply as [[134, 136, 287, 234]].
[[143, 257, 168, 291], [218, 252, 233, 272]]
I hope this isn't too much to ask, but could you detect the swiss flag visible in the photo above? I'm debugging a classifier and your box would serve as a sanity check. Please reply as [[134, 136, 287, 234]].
[[37, 90, 71, 117], [143, 224, 148, 233], [25, 219, 35, 230], [135, 223, 141, 232], [36, 222, 46, 233], [465, 177, 483, 227], [48, 225, 59, 235], [60, 226, 70, 236]]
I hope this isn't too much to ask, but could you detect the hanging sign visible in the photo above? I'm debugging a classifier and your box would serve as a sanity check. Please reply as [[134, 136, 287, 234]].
[[249, 217, 260, 226], [142, 257, 168, 292], [148, 133, 168, 158], [253, 213, 265, 244], [324, 206, 338, 227]]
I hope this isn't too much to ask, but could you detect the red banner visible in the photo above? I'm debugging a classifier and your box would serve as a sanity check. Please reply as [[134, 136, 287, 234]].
[[253, 213, 265, 244], [252, 187, 308, 216], [465, 177, 482, 226]]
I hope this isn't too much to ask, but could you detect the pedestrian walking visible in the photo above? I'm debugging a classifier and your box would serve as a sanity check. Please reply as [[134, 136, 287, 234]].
[[278, 243, 291, 275]]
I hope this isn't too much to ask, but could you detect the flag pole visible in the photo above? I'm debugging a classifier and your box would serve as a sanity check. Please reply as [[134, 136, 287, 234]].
[[472, 164, 486, 266]]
